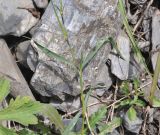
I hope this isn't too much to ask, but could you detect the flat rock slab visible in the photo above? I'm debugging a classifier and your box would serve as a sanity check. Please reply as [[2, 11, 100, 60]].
[[109, 33, 130, 80], [29, 0, 120, 100], [0, 39, 35, 100], [0, 0, 38, 36]]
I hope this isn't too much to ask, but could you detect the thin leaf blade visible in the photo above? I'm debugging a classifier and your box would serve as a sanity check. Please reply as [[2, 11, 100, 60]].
[[82, 37, 110, 69], [63, 112, 81, 135], [150, 52, 160, 104], [35, 41, 76, 70]]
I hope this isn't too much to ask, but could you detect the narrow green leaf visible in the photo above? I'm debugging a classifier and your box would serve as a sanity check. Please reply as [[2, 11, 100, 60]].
[[51, 0, 68, 40], [118, 0, 150, 74], [89, 106, 107, 129], [127, 106, 137, 121], [150, 52, 160, 104], [42, 104, 64, 133], [82, 37, 110, 69], [63, 112, 81, 135], [79, 54, 85, 135], [99, 117, 122, 135], [0, 125, 17, 135], [84, 88, 93, 107], [0, 96, 43, 126], [151, 96, 160, 107], [34, 41, 76, 70], [59, 0, 63, 16], [0, 78, 10, 103]]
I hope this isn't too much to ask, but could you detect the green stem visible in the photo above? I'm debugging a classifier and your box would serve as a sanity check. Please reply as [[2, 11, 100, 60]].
[[79, 59, 85, 135], [149, 52, 160, 103], [118, 0, 150, 76]]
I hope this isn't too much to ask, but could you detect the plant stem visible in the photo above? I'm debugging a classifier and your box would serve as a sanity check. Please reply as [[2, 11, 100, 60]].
[[149, 52, 160, 103], [79, 58, 85, 135], [118, 0, 150, 76]]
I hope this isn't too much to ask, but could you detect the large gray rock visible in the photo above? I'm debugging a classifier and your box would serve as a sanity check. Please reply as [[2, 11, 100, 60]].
[[29, 0, 120, 99], [123, 112, 143, 134], [109, 33, 130, 80], [142, 6, 156, 41], [0, 0, 39, 36], [0, 39, 35, 100], [50, 94, 103, 116], [33, 0, 48, 8], [15, 40, 30, 68]]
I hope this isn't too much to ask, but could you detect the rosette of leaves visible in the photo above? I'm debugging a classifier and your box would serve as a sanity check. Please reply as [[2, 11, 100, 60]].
[[0, 78, 64, 134]]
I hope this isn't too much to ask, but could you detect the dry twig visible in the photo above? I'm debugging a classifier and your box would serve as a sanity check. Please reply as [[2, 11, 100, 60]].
[[133, 0, 154, 32]]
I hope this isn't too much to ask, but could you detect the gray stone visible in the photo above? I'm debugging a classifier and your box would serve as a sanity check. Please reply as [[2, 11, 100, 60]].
[[16, 40, 30, 68], [151, 10, 160, 70], [138, 41, 150, 52], [27, 45, 38, 71], [63, 118, 82, 132], [33, 0, 48, 8], [29, 0, 120, 99], [108, 130, 120, 135], [95, 65, 113, 96], [0, 0, 39, 36], [50, 93, 103, 116], [142, 77, 160, 102], [29, 22, 41, 36], [128, 53, 144, 79], [123, 112, 143, 134], [142, 6, 156, 41], [129, 0, 147, 5], [109, 33, 130, 80], [0, 39, 35, 99], [126, 2, 138, 25]]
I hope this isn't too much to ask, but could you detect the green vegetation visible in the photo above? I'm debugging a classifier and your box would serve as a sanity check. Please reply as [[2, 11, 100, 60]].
[[1, 0, 160, 134], [149, 52, 160, 106], [0, 78, 65, 135]]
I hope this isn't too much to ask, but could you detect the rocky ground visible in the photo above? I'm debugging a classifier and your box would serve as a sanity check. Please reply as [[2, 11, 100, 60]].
[[1, 0, 160, 134]]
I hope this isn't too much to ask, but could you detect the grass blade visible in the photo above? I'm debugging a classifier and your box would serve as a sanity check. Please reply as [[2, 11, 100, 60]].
[[35, 41, 77, 70], [118, 0, 150, 74], [149, 52, 160, 104], [82, 37, 110, 70], [51, 0, 68, 40], [63, 112, 81, 135]]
